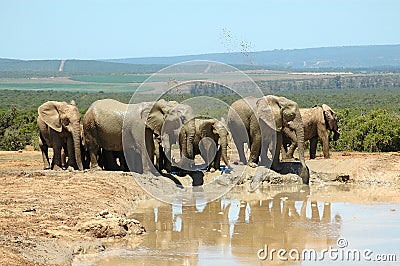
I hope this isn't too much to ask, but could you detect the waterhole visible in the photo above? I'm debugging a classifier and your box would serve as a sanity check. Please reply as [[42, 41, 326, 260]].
[[73, 184, 400, 265]]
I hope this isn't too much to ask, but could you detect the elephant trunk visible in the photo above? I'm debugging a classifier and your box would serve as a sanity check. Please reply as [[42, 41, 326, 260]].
[[72, 125, 83, 171], [185, 119, 195, 160], [218, 130, 230, 168], [293, 110, 309, 184], [332, 124, 340, 141]]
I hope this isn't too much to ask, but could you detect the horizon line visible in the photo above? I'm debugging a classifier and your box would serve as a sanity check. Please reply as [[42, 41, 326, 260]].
[[1, 43, 399, 61]]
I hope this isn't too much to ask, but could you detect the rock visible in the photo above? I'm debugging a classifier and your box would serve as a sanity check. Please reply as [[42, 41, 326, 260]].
[[73, 242, 106, 255], [247, 167, 303, 192], [78, 215, 145, 238], [310, 170, 350, 182], [96, 209, 113, 219]]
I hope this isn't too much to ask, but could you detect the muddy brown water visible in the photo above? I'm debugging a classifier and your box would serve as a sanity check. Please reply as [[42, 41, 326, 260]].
[[73, 184, 400, 265]]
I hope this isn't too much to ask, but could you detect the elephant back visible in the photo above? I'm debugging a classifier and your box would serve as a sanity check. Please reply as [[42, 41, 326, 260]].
[[84, 99, 128, 151]]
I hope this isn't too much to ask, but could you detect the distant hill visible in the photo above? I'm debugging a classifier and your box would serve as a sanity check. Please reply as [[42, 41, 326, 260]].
[[1, 45, 400, 77], [105, 44, 400, 68]]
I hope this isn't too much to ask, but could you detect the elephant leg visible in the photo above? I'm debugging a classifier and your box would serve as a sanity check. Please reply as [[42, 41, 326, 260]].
[[283, 128, 297, 159], [232, 137, 247, 165], [142, 150, 159, 175], [145, 128, 156, 170], [163, 153, 172, 173], [309, 136, 318, 159], [248, 133, 261, 168], [65, 134, 77, 169], [318, 128, 330, 158], [161, 134, 172, 173], [159, 146, 172, 173], [212, 148, 222, 172], [280, 144, 288, 160], [48, 130, 63, 170], [85, 133, 100, 169], [271, 133, 283, 172], [286, 143, 297, 159], [51, 144, 63, 170], [154, 142, 161, 170], [39, 136, 51, 170], [131, 149, 143, 174], [259, 138, 271, 166]]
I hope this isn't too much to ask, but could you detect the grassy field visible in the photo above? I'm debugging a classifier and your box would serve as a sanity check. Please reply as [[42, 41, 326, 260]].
[[69, 74, 151, 83], [0, 81, 152, 93]]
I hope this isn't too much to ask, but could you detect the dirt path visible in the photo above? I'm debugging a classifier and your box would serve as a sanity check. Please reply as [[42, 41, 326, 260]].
[[0, 150, 399, 265]]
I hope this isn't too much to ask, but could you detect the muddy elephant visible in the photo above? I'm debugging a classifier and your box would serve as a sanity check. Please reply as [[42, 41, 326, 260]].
[[37, 100, 83, 170], [282, 104, 340, 159], [179, 118, 230, 172], [84, 99, 149, 172], [83, 99, 195, 174], [228, 95, 309, 184]]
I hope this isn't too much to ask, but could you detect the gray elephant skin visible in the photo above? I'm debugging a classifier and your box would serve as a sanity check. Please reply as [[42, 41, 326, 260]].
[[151, 100, 195, 173], [37, 100, 83, 170], [83, 99, 195, 174], [83, 99, 150, 173], [228, 95, 309, 184], [179, 118, 230, 172], [282, 104, 340, 159]]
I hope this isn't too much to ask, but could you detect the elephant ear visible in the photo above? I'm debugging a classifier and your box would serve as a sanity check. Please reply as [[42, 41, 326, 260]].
[[38, 101, 62, 132], [322, 104, 335, 130], [256, 96, 281, 131], [145, 101, 170, 136]]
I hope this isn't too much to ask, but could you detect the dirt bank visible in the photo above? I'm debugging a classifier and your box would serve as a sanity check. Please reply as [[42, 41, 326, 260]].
[[0, 151, 150, 265], [0, 150, 399, 265]]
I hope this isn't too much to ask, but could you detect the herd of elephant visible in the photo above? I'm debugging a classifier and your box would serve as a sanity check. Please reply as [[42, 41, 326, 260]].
[[37, 95, 340, 185]]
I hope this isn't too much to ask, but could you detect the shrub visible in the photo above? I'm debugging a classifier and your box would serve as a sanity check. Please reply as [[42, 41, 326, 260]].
[[332, 109, 400, 152]]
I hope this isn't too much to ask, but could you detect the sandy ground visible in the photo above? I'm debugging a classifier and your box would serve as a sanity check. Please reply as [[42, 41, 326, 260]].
[[0, 150, 399, 265]]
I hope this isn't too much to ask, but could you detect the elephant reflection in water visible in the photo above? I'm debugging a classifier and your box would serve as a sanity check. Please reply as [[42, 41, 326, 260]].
[[137, 190, 341, 265], [230, 192, 342, 263]]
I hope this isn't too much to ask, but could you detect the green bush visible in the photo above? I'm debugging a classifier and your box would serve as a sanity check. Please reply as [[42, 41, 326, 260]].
[[332, 109, 400, 152], [0, 107, 38, 150]]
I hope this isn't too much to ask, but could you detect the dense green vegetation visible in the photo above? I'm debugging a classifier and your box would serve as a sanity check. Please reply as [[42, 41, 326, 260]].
[[0, 86, 399, 152], [0, 107, 38, 150], [1, 67, 399, 153], [332, 109, 400, 152]]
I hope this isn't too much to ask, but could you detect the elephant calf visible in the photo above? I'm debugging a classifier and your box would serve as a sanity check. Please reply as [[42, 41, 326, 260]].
[[282, 104, 340, 159], [179, 118, 230, 172]]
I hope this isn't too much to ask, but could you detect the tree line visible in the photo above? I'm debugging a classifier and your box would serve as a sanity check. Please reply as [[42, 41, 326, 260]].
[[0, 89, 399, 152]]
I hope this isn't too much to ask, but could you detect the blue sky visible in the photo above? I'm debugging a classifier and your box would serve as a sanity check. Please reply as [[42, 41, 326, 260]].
[[1, 0, 399, 60]]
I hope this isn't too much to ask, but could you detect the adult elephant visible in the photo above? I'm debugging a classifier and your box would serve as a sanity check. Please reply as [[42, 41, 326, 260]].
[[83, 99, 195, 174], [179, 118, 230, 172], [282, 104, 340, 159], [37, 100, 83, 170], [228, 95, 309, 184]]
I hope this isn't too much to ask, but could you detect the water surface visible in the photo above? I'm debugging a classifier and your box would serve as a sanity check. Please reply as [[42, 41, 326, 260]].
[[73, 185, 400, 265]]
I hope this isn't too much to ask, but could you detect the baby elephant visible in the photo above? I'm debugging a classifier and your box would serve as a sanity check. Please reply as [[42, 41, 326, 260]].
[[179, 118, 230, 172]]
